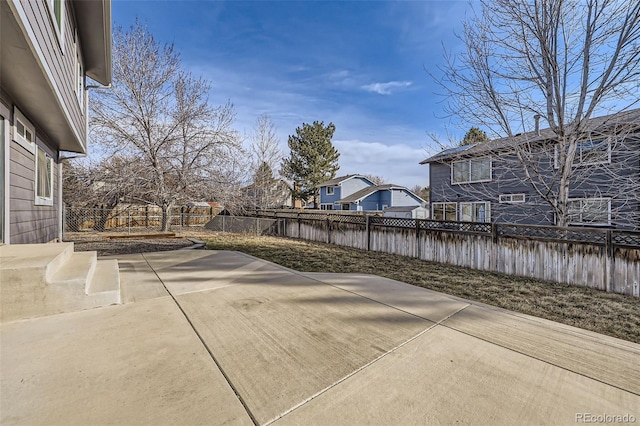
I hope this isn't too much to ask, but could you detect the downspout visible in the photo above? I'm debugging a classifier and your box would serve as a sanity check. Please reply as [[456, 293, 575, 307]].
[[58, 152, 64, 242]]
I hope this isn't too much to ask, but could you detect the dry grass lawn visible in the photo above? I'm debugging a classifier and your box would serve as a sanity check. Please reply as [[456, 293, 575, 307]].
[[199, 232, 640, 344]]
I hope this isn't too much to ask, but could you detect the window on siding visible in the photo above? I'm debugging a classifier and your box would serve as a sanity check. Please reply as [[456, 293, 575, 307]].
[[567, 198, 610, 226], [499, 193, 526, 204], [13, 107, 35, 153], [47, 0, 65, 46], [35, 146, 54, 206], [320, 204, 333, 210], [452, 157, 491, 184], [554, 137, 611, 168], [432, 202, 457, 221], [326, 186, 334, 195], [459, 201, 491, 223]]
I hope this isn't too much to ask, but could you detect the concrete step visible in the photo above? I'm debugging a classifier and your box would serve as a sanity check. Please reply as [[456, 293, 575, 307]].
[[49, 251, 97, 288], [1, 243, 75, 322], [86, 259, 121, 306]]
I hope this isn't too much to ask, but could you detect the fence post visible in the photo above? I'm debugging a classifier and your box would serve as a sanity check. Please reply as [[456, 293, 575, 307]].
[[180, 212, 183, 234], [326, 218, 331, 244], [297, 212, 301, 239], [222, 215, 226, 233], [366, 215, 371, 251], [605, 230, 613, 293], [128, 211, 131, 235], [416, 219, 421, 259]]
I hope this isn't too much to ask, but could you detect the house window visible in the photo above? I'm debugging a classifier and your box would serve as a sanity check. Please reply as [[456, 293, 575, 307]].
[[35, 146, 54, 206], [555, 137, 611, 168], [459, 201, 491, 222], [432, 202, 457, 221], [326, 186, 334, 195], [320, 204, 333, 210], [47, 0, 65, 46], [452, 157, 491, 184], [13, 107, 35, 153], [499, 194, 526, 204], [567, 198, 610, 226]]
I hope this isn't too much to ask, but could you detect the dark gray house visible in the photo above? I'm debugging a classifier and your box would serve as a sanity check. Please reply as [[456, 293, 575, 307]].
[[1, 0, 111, 243], [421, 110, 640, 230]]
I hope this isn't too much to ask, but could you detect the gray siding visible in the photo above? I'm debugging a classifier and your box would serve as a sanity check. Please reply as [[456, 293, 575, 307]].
[[21, 0, 86, 149], [9, 138, 59, 244], [429, 138, 640, 229], [341, 177, 372, 198], [390, 189, 422, 207]]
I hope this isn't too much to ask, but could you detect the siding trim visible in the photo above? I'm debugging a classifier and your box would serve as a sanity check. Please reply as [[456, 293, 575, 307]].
[[1, 103, 10, 243], [7, 0, 83, 150]]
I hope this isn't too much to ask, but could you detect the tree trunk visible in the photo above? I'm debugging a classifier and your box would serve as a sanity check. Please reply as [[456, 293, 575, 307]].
[[161, 204, 171, 231]]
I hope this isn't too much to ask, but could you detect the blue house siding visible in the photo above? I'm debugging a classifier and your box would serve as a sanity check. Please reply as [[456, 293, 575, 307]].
[[320, 186, 342, 207], [318, 175, 375, 209]]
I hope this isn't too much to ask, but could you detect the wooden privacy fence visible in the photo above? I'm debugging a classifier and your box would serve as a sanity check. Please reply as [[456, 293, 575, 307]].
[[253, 211, 640, 297]]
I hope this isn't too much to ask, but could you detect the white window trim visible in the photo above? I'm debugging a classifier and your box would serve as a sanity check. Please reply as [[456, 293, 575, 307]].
[[326, 186, 334, 195], [499, 193, 526, 204], [554, 137, 612, 169], [567, 197, 611, 226], [74, 35, 85, 111], [451, 156, 492, 185], [459, 201, 492, 223], [432, 202, 457, 221], [12, 107, 35, 154], [46, 0, 65, 50], [320, 203, 334, 210], [34, 145, 54, 206]]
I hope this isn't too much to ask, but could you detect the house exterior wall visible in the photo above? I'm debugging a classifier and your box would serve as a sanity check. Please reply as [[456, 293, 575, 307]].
[[359, 190, 391, 211], [18, 0, 87, 150], [319, 177, 374, 209], [428, 136, 640, 229], [319, 186, 342, 207], [340, 177, 372, 197], [390, 189, 423, 207]]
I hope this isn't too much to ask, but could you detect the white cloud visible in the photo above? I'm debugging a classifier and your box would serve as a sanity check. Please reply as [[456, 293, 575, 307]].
[[361, 81, 413, 95], [333, 139, 428, 188]]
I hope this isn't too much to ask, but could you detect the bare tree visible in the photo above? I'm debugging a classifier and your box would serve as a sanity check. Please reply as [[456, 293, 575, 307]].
[[363, 174, 387, 186], [436, 0, 640, 226], [90, 21, 241, 230], [248, 114, 282, 209]]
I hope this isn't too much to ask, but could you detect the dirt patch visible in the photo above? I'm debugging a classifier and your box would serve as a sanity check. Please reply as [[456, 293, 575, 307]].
[[65, 232, 195, 256]]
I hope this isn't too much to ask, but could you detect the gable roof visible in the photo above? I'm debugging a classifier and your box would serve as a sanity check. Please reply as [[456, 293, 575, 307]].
[[420, 108, 640, 164], [318, 174, 374, 187], [336, 184, 424, 204]]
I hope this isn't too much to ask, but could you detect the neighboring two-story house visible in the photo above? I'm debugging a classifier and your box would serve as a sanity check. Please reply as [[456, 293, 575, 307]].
[[420, 109, 640, 229], [317, 174, 426, 212], [1, 0, 111, 244], [317, 175, 375, 210]]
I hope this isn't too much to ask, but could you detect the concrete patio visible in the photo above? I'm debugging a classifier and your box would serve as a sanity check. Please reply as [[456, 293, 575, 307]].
[[1, 249, 638, 425]]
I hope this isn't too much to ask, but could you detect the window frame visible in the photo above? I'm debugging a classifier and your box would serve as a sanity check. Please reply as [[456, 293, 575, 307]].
[[320, 203, 334, 210], [432, 202, 457, 221], [12, 107, 35, 153], [458, 201, 491, 223], [566, 197, 611, 226], [34, 145, 54, 206], [499, 193, 526, 204], [326, 186, 334, 195], [554, 137, 612, 168], [74, 34, 85, 110], [46, 0, 65, 50], [451, 156, 492, 185]]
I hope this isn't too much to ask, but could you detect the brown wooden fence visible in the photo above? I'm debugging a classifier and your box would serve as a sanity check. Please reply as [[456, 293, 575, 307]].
[[253, 211, 640, 297]]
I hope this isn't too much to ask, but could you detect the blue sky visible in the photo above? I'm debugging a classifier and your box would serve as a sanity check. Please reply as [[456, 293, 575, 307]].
[[112, 0, 471, 188]]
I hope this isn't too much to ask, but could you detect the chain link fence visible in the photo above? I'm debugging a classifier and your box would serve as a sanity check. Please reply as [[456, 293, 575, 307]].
[[64, 206, 217, 236]]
